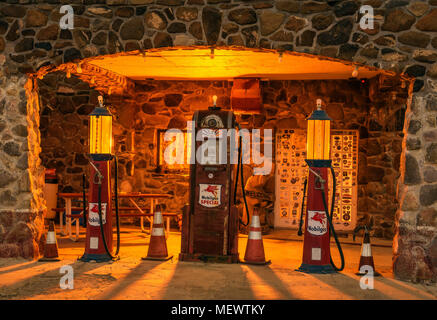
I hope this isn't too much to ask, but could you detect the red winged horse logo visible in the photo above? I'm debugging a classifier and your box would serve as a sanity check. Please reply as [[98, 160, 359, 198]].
[[205, 185, 219, 198], [311, 212, 326, 225]]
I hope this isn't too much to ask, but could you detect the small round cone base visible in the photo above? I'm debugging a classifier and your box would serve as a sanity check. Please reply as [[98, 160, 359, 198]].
[[142, 255, 173, 261]]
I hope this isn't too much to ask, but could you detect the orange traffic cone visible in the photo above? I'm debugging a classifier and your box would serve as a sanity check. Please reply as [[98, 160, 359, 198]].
[[242, 206, 271, 265], [39, 220, 60, 262], [142, 204, 173, 261], [356, 230, 380, 276]]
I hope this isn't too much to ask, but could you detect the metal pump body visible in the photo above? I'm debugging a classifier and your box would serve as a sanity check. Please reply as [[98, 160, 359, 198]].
[[179, 104, 240, 263]]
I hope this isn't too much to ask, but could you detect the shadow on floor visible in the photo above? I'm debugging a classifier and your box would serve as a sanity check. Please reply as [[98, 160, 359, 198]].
[[243, 264, 298, 299], [0, 261, 43, 276], [160, 261, 258, 300], [375, 276, 437, 300], [97, 259, 165, 299], [309, 271, 394, 300], [0, 259, 110, 299]]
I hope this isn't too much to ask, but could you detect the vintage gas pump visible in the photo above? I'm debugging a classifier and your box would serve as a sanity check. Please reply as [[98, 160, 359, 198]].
[[179, 96, 250, 263], [80, 96, 121, 263], [297, 99, 345, 273]]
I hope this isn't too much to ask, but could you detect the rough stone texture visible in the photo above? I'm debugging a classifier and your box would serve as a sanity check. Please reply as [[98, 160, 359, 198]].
[[120, 17, 144, 40], [408, 2, 430, 17], [145, 11, 167, 30], [404, 154, 422, 185], [228, 8, 257, 25], [259, 11, 285, 36], [312, 13, 334, 31], [382, 9, 416, 32], [0, 0, 434, 283], [416, 9, 437, 31], [317, 19, 353, 46], [203, 7, 222, 45], [398, 31, 431, 48], [285, 16, 308, 32]]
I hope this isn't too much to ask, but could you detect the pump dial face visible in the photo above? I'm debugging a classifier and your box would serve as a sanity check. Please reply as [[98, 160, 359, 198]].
[[201, 114, 224, 129]]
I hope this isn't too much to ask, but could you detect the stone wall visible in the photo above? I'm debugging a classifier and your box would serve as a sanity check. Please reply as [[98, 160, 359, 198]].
[[0, 76, 45, 258], [0, 1, 436, 282]]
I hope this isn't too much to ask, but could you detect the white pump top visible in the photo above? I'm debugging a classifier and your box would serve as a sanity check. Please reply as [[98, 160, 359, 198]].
[[316, 99, 322, 110]]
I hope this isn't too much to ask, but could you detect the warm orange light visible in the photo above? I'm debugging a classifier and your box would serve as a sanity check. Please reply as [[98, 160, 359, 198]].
[[89, 97, 113, 155], [306, 100, 331, 161], [89, 115, 112, 155]]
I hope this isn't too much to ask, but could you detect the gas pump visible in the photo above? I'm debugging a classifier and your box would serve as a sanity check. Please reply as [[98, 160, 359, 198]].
[[80, 96, 121, 263], [179, 96, 250, 263], [297, 99, 345, 273]]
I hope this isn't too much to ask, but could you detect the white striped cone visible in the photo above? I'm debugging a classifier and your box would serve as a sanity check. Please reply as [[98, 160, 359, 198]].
[[39, 220, 60, 262], [142, 205, 173, 261], [243, 207, 270, 265], [356, 231, 380, 276]]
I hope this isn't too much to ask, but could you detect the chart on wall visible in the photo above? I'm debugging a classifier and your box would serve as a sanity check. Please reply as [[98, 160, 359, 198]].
[[274, 129, 358, 232]]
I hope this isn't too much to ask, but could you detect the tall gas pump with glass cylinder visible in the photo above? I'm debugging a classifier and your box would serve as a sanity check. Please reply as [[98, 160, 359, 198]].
[[80, 96, 120, 263], [297, 99, 344, 273]]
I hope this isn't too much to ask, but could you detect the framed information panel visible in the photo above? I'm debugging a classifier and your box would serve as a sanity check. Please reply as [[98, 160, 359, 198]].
[[274, 129, 358, 232]]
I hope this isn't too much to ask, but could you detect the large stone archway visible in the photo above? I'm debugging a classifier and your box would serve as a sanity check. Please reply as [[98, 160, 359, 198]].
[[0, 1, 436, 283]]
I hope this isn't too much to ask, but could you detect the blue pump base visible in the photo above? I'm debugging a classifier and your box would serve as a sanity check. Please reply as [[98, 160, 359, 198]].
[[79, 253, 116, 263], [296, 263, 337, 274]]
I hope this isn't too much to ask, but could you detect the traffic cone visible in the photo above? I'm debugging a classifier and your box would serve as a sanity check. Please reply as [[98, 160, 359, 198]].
[[142, 204, 173, 261], [39, 220, 60, 262], [356, 230, 380, 276], [242, 206, 271, 265]]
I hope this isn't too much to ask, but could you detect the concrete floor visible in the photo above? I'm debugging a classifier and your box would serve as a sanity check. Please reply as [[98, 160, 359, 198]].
[[0, 226, 436, 300]]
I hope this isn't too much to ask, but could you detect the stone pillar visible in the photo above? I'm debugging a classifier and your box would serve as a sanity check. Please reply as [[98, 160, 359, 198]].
[[0, 75, 46, 259], [393, 88, 437, 283]]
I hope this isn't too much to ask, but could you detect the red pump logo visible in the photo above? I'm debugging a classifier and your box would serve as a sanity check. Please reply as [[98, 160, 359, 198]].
[[310, 212, 326, 226], [205, 185, 219, 197], [307, 211, 327, 235], [88, 203, 107, 226], [199, 184, 221, 208]]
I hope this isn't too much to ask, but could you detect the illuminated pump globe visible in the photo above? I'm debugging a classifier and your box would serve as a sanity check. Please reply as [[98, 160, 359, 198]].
[[89, 96, 113, 156], [306, 100, 332, 161]]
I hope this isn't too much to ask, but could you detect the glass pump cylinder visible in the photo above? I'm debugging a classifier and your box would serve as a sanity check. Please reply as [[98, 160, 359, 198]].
[[89, 97, 113, 155], [306, 99, 332, 161]]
